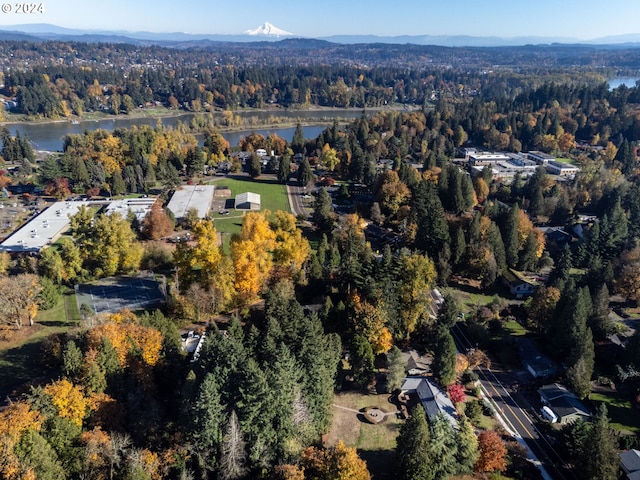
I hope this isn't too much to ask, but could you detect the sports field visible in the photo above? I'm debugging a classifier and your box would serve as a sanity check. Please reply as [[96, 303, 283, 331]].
[[75, 275, 165, 314]]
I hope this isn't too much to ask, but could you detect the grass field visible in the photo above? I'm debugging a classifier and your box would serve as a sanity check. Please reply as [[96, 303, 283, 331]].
[[210, 175, 291, 250], [0, 289, 80, 398], [590, 391, 640, 434], [326, 391, 402, 479], [216, 175, 290, 213], [555, 157, 579, 166]]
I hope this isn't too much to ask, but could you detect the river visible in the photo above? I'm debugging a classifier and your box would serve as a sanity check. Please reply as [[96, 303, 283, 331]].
[[3, 108, 383, 152], [608, 77, 640, 90]]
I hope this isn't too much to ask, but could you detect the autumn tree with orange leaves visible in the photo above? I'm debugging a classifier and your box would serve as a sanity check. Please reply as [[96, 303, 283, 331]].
[[141, 201, 174, 240], [301, 441, 371, 480], [475, 430, 507, 474]]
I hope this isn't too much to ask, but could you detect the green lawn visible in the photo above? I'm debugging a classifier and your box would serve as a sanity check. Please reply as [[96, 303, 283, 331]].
[[555, 157, 579, 166], [216, 176, 290, 214], [589, 391, 640, 434], [211, 176, 291, 250], [326, 391, 403, 479], [0, 290, 80, 397]]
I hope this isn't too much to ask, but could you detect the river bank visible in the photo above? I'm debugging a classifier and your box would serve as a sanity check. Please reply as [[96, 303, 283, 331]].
[[4, 105, 416, 152], [0, 104, 413, 128]]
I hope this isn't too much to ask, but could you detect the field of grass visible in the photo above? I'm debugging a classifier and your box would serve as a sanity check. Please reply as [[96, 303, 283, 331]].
[[215, 175, 290, 214], [0, 289, 80, 397], [590, 391, 640, 434], [555, 157, 579, 166], [210, 175, 291, 250], [326, 391, 403, 479]]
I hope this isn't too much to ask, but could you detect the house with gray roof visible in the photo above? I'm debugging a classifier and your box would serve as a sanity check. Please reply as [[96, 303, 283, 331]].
[[401, 377, 457, 428], [621, 449, 640, 480], [538, 383, 591, 425]]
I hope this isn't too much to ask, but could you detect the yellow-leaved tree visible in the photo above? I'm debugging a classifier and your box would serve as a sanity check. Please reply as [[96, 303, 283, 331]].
[[270, 210, 311, 279], [43, 379, 89, 426], [396, 251, 437, 339], [231, 211, 276, 303], [173, 219, 235, 312], [0, 401, 44, 480], [351, 292, 393, 355], [86, 321, 163, 368], [301, 440, 371, 480]]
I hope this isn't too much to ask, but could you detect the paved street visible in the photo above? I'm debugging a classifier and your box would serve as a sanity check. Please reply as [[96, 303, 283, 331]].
[[451, 325, 578, 480], [287, 180, 312, 218]]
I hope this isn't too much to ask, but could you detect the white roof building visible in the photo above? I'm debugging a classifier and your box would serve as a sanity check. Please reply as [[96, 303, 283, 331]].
[[235, 192, 261, 210], [0, 200, 92, 253], [166, 185, 215, 219]]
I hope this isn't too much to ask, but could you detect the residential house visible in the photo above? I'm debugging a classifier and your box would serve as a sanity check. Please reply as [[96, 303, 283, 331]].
[[516, 338, 559, 379], [620, 449, 640, 480], [538, 383, 591, 425], [501, 268, 539, 299], [401, 376, 458, 428]]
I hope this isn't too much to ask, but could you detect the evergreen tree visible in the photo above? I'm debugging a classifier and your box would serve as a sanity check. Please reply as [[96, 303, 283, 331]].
[[386, 346, 406, 392], [487, 221, 507, 275], [278, 156, 291, 184], [111, 169, 126, 196], [450, 226, 466, 266], [502, 203, 520, 268], [297, 157, 314, 187], [431, 325, 456, 386], [455, 415, 479, 475], [410, 180, 450, 259], [190, 373, 224, 472], [312, 188, 336, 233], [428, 413, 458, 479], [589, 283, 613, 340], [518, 231, 539, 271], [395, 405, 433, 480], [350, 335, 375, 389], [248, 153, 262, 179], [291, 123, 305, 154], [579, 405, 620, 480]]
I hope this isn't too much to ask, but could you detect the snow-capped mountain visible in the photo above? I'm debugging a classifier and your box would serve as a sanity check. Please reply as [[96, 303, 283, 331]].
[[244, 22, 293, 37]]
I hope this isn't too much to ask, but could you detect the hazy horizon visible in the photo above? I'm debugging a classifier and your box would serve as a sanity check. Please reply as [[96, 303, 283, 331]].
[[0, 0, 638, 41]]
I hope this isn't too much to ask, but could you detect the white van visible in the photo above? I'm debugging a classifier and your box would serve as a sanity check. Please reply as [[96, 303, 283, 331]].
[[541, 406, 558, 423]]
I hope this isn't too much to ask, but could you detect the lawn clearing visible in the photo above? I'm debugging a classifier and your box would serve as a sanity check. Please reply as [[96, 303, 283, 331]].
[[217, 175, 290, 214], [555, 157, 579, 166], [0, 293, 79, 398], [590, 391, 640, 434], [210, 175, 291, 250], [326, 391, 402, 479]]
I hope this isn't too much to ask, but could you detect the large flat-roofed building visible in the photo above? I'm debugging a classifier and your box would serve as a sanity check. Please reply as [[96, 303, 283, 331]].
[[545, 161, 579, 177], [104, 198, 157, 222], [166, 185, 215, 219], [527, 151, 556, 164], [0, 200, 92, 253], [470, 156, 538, 183], [468, 152, 511, 166]]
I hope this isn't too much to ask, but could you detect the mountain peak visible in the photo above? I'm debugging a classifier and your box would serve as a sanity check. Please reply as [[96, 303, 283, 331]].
[[244, 22, 293, 37]]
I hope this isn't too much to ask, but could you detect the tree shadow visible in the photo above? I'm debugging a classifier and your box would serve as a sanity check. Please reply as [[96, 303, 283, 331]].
[[358, 449, 396, 480]]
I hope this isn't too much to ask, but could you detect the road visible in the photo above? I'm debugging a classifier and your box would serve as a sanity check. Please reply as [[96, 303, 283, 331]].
[[287, 180, 312, 218], [451, 325, 578, 480]]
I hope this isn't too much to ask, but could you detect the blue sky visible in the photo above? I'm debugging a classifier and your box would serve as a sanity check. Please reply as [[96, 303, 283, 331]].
[[1, 0, 639, 39]]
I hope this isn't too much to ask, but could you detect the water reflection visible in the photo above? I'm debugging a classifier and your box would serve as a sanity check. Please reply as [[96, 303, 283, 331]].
[[4, 108, 381, 152]]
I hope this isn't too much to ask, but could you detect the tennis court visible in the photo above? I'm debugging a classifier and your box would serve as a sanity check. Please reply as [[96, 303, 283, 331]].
[[75, 275, 165, 314]]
